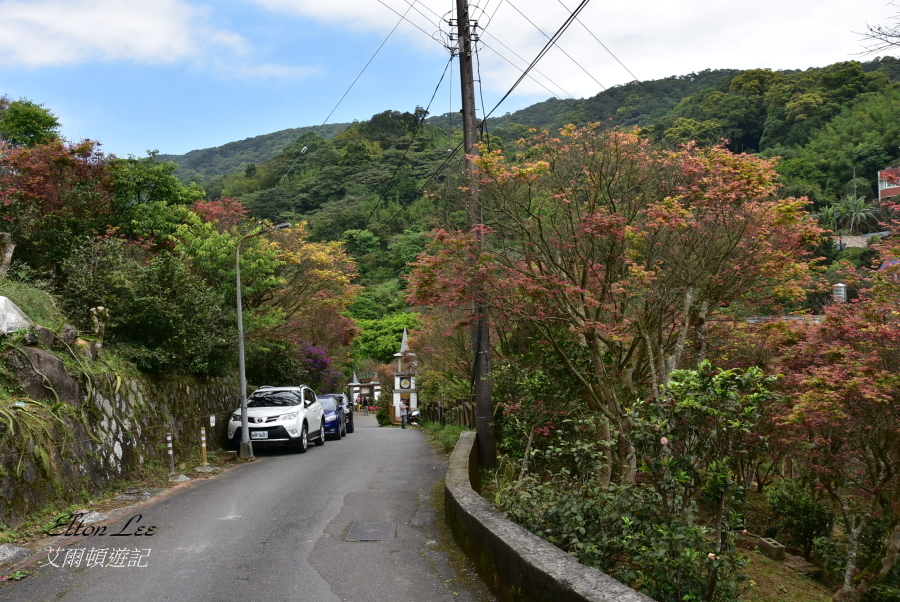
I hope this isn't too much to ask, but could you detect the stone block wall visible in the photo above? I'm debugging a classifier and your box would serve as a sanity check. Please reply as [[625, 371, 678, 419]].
[[0, 352, 239, 527]]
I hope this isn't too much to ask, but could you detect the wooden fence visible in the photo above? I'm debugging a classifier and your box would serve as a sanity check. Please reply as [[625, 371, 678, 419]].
[[419, 399, 476, 429]]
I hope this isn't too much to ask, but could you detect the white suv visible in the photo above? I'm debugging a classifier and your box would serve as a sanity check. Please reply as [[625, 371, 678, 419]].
[[227, 386, 325, 453]]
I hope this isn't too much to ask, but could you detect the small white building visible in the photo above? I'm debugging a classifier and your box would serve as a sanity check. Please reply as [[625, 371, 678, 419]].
[[348, 371, 380, 406]]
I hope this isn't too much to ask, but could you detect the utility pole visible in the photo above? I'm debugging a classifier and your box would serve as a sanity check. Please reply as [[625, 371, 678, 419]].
[[455, 0, 496, 469]]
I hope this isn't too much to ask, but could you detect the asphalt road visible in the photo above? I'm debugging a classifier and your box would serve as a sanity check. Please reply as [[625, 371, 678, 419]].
[[0, 414, 492, 602]]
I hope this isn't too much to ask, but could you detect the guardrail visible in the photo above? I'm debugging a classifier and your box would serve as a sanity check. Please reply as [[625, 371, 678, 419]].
[[444, 431, 653, 602]]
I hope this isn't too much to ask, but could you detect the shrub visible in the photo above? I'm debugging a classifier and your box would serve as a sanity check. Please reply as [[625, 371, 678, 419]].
[[766, 479, 831, 558], [375, 408, 391, 426], [61, 239, 234, 375], [420, 422, 468, 454], [496, 477, 749, 601]]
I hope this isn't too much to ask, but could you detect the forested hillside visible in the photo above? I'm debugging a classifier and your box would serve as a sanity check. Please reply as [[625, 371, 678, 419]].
[[177, 57, 900, 253], [157, 122, 348, 183], [153, 56, 900, 371]]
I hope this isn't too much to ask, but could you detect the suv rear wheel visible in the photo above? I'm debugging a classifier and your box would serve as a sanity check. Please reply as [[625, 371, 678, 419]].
[[314, 419, 326, 446]]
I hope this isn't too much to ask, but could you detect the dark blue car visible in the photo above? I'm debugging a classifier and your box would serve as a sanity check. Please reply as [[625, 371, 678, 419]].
[[317, 395, 346, 440]]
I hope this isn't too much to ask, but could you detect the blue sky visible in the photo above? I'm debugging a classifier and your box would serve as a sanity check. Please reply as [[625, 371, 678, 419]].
[[0, 0, 895, 157]]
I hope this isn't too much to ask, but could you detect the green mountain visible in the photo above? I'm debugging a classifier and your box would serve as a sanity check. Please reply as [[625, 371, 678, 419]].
[[157, 123, 349, 183], [161, 57, 900, 283]]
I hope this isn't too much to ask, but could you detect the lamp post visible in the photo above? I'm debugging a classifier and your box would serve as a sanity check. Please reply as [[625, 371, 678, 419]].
[[236, 222, 291, 459]]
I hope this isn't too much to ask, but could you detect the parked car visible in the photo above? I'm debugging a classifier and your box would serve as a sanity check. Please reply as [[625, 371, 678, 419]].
[[227, 386, 325, 453], [317, 394, 346, 439], [319, 393, 354, 434]]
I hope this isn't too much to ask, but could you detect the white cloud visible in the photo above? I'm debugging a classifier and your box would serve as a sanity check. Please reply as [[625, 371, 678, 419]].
[[211, 60, 324, 81], [248, 0, 897, 100], [0, 0, 210, 66], [0, 0, 313, 81]]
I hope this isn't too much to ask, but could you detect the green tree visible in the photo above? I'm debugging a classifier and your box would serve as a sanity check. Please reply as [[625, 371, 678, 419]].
[[352, 312, 420, 363], [408, 125, 821, 485], [0, 97, 60, 147], [61, 238, 234, 375]]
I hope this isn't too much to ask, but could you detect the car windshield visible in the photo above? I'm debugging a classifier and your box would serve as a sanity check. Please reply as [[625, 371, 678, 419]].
[[317, 396, 338, 411], [247, 391, 300, 407]]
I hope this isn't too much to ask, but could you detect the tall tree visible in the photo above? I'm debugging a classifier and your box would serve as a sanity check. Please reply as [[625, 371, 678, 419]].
[[0, 139, 111, 275], [407, 125, 821, 484], [0, 97, 60, 148]]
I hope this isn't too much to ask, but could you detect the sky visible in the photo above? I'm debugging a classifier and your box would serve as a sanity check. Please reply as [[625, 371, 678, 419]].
[[0, 0, 896, 158]]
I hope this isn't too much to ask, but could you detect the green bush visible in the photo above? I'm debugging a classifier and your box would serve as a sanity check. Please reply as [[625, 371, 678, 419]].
[[496, 477, 748, 601], [766, 479, 831, 558], [61, 239, 234, 375], [375, 408, 391, 426], [420, 422, 468, 454]]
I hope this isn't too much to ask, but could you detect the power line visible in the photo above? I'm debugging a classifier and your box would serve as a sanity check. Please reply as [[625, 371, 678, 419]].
[[377, 0, 441, 43], [279, 3, 416, 183], [483, 0, 593, 121], [362, 57, 455, 229], [371, 140, 465, 238], [554, 0, 669, 111], [371, 0, 594, 235], [474, 36, 490, 149], [479, 35, 577, 102], [505, 0, 611, 96]]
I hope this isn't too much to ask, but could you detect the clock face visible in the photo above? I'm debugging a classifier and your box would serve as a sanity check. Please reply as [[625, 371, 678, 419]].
[[400, 378, 411, 389]]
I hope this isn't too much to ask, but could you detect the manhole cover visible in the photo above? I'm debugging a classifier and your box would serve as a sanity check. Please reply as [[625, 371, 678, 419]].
[[345, 521, 396, 541]]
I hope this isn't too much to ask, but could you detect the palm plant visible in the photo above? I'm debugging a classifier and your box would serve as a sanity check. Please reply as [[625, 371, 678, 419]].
[[835, 195, 880, 235]]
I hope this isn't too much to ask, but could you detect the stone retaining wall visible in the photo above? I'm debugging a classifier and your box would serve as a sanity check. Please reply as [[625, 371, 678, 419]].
[[0, 366, 238, 527], [444, 431, 653, 602]]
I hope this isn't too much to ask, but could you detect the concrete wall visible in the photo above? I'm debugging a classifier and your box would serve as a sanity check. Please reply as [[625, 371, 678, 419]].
[[444, 431, 653, 602], [0, 370, 239, 527]]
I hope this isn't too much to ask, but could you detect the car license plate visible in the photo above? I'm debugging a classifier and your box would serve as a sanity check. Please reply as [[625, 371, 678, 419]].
[[251, 431, 268, 439]]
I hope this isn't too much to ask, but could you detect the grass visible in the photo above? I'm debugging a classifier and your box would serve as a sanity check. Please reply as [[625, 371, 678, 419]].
[[419, 421, 471, 455], [0, 450, 242, 547], [740, 547, 833, 601], [0, 272, 66, 329]]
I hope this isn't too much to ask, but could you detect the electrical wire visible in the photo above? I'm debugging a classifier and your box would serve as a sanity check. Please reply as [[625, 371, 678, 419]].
[[483, 0, 592, 122], [371, 140, 465, 238], [479, 36, 577, 102], [279, 2, 415, 183], [474, 35, 490, 150], [554, 0, 669, 110], [504, 0, 611, 95], [371, 0, 593, 234], [377, 0, 438, 41], [362, 57, 455, 229]]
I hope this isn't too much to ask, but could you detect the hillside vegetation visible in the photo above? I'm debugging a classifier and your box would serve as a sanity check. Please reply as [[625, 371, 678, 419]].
[[4, 53, 900, 601]]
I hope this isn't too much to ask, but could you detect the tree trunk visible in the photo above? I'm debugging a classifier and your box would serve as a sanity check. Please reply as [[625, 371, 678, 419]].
[[834, 514, 867, 601], [594, 414, 612, 487], [714, 495, 726, 554], [694, 299, 710, 362], [0, 232, 14, 283], [667, 286, 696, 375]]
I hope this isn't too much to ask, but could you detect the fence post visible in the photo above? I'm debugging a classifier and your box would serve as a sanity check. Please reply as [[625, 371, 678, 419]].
[[166, 433, 175, 475], [200, 427, 208, 467]]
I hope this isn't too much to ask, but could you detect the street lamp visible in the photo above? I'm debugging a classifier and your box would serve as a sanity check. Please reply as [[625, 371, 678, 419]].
[[236, 222, 291, 459]]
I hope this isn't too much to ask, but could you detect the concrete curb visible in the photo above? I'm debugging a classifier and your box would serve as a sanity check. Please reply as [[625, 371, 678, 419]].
[[444, 431, 653, 602]]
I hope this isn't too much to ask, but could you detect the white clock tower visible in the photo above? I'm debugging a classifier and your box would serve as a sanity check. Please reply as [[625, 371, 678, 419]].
[[392, 328, 417, 422]]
